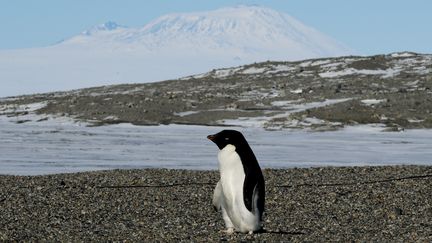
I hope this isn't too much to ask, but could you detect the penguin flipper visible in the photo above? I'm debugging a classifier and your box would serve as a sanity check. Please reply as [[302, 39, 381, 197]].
[[213, 180, 222, 211], [251, 181, 265, 221], [244, 174, 265, 218], [243, 173, 260, 212]]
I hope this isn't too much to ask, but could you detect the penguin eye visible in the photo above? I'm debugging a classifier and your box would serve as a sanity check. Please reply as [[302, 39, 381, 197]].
[[225, 137, 229, 141]]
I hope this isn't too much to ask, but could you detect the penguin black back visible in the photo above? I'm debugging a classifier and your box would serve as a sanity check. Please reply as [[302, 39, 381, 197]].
[[207, 130, 265, 219]]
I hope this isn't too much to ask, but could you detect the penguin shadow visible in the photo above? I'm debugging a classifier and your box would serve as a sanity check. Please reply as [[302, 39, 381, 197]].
[[255, 228, 305, 235]]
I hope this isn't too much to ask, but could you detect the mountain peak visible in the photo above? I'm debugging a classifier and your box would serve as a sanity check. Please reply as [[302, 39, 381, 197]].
[[136, 6, 353, 57], [214, 4, 280, 14], [153, 5, 282, 23], [142, 6, 297, 38], [82, 21, 125, 35]]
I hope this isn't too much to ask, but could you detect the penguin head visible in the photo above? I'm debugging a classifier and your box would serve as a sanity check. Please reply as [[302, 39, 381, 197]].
[[207, 130, 247, 150]]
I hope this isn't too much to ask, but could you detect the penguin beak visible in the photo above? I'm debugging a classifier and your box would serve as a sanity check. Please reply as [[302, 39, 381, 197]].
[[207, 134, 216, 141]]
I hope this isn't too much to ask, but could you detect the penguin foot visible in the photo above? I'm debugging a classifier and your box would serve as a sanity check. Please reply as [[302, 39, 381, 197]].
[[220, 227, 235, 234]]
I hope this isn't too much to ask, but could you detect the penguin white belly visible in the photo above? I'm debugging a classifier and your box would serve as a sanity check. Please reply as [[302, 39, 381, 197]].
[[217, 144, 260, 233]]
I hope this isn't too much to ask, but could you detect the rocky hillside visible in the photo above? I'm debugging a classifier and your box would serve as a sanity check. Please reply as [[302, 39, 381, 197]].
[[1, 52, 431, 131]]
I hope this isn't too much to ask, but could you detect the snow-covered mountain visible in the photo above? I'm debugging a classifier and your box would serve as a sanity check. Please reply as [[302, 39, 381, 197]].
[[0, 5, 354, 97], [61, 6, 352, 58]]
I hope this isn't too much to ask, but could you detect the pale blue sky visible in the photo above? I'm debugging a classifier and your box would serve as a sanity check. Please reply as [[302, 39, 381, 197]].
[[1, 0, 431, 55]]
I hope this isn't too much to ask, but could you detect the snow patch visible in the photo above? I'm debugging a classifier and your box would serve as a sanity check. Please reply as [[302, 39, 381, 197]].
[[408, 118, 424, 123], [103, 115, 119, 120], [221, 98, 351, 127], [267, 64, 296, 74], [214, 67, 242, 78], [0, 101, 90, 127], [0, 102, 48, 114], [299, 60, 331, 67], [174, 111, 200, 117], [319, 68, 400, 78], [242, 67, 267, 74], [391, 52, 416, 58], [290, 89, 303, 94], [361, 99, 386, 106]]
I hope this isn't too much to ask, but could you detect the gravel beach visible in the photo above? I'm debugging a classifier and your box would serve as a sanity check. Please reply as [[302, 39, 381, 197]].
[[1, 166, 431, 242]]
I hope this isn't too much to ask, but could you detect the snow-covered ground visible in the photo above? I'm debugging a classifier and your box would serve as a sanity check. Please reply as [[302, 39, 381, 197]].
[[1, 114, 432, 175], [221, 98, 350, 128]]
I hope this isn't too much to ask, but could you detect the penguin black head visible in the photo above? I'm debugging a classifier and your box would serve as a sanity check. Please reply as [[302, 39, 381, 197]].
[[207, 130, 247, 150]]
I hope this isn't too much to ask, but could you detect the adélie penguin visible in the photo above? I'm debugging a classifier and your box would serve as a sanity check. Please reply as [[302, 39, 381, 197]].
[[207, 130, 265, 234]]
